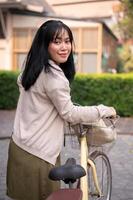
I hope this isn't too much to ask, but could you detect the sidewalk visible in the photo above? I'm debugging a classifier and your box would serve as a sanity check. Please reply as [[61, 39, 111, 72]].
[[0, 110, 15, 139], [0, 110, 133, 200]]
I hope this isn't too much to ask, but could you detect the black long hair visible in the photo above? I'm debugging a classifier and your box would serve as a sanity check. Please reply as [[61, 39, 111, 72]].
[[21, 20, 76, 90]]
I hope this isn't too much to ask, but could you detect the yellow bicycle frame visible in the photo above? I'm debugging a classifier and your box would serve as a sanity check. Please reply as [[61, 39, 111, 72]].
[[80, 134, 102, 200]]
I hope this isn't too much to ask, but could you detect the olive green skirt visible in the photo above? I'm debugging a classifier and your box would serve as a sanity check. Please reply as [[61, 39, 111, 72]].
[[6, 139, 60, 200]]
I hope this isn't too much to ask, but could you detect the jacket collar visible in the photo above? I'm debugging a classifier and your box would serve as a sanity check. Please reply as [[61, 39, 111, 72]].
[[48, 59, 62, 72]]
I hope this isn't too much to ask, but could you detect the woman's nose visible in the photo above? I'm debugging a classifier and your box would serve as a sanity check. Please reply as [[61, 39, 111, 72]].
[[61, 42, 67, 49]]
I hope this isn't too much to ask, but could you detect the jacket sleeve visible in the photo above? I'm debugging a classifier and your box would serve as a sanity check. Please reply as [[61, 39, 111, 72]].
[[44, 69, 100, 124]]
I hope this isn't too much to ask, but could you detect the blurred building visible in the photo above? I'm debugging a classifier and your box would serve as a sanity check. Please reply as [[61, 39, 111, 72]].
[[47, 0, 122, 28], [0, 0, 54, 70], [0, 0, 120, 73]]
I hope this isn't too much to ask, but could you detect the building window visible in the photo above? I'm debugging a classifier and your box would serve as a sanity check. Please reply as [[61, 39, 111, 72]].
[[13, 28, 37, 69], [71, 27, 99, 73], [82, 53, 97, 73], [82, 28, 98, 49]]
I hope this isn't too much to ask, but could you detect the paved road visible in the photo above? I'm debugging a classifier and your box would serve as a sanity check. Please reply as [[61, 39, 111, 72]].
[[0, 110, 133, 200]]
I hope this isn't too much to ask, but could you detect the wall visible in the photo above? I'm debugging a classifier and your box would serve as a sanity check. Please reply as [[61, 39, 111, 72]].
[[102, 28, 118, 72]]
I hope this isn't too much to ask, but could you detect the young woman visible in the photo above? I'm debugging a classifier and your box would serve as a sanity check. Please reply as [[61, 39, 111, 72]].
[[6, 20, 116, 200]]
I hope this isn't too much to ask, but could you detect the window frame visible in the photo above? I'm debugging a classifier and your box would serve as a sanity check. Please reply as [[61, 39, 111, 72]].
[[71, 25, 102, 73]]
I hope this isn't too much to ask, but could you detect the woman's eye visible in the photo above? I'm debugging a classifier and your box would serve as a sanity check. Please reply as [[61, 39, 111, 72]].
[[65, 40, 70, 44], [54, 40, 61, 44]]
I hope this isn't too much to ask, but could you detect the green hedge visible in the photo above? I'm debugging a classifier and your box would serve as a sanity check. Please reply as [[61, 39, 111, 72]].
[[0, 71, 133, 116], [71, 73, 133, 117], [0, 71, 19, 109]]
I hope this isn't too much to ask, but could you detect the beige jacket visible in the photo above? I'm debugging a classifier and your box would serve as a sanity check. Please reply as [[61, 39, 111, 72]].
[[12, 60, 100, 165]]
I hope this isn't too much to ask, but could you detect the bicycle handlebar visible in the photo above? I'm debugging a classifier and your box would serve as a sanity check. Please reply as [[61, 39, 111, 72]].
[[71, 115, 120, 137]]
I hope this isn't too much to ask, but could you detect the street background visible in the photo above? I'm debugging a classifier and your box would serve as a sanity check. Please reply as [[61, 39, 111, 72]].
[[0, 110, 133, 200]]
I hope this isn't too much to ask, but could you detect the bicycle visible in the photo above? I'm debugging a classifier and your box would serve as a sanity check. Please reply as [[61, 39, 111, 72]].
[[46, 116, 119, 200]]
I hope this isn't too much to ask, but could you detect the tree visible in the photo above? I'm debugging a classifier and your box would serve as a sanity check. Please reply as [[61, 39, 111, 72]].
[[118, 44, 133, 72], [117, 0, 133, 40], [115, 1, 133, 72]]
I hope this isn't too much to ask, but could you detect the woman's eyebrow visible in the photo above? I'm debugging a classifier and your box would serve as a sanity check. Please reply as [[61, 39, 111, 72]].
[[55, 37, 62, 40], [55, 36, 70, 40]]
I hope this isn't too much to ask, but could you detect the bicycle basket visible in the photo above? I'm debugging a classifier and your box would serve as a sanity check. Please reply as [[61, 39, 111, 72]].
[[86, 118, 117, 146], [71, 118, 117, 147]]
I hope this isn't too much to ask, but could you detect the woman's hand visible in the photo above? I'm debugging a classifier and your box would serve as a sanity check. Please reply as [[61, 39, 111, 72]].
[[97, 104, 116, 118]]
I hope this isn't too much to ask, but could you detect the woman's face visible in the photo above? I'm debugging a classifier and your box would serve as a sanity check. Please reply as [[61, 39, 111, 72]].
[[48, 29, 72, 64]]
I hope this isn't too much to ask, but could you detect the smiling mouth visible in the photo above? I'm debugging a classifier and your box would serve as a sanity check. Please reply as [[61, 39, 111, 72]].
[[59, 54, 68, 57]]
